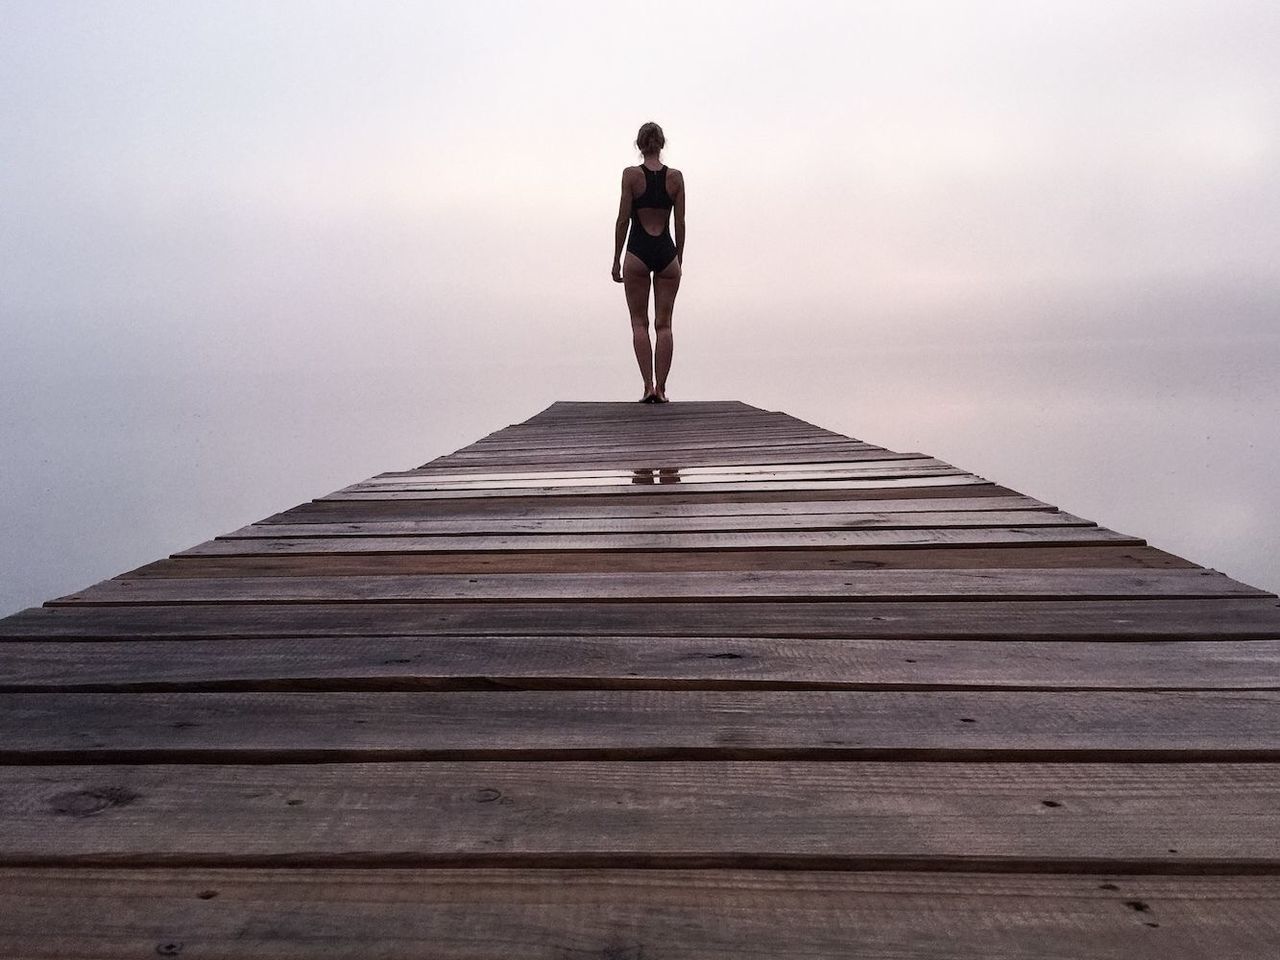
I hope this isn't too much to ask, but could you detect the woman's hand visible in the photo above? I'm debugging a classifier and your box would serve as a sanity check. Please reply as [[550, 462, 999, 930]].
[[611, 261, 623, 283]]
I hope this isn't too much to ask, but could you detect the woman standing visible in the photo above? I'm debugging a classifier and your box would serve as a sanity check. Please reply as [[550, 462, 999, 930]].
[[612, 122, 685, 403]]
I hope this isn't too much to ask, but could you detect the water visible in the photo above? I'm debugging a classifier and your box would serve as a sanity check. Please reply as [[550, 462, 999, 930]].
[[2, 328, 1276, 617]]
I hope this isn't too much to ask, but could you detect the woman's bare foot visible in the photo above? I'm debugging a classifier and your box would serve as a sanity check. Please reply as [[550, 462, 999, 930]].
[[653, 386, 669, 403], [639, 387, 657, 403]]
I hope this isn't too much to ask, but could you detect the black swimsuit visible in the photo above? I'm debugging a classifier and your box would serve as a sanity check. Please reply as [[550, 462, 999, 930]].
[[626, 164, 677, 273]]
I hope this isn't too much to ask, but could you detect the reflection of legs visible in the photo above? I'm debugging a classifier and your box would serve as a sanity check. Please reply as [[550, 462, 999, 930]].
[[623, 253, 654, 395], [652, 256, 681, 399]]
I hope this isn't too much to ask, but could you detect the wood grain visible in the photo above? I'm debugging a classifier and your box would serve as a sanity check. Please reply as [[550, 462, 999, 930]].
[[4, 636, 1280, 693], [2, 761, 1277, 868], [49, 569, 1266, 606], [175, 525, 1143, 557], [8, 598, 1280, 640], [221, 508, 1081, 539], [2, 690, 1279, 761], [0, 868, 1272, 959]]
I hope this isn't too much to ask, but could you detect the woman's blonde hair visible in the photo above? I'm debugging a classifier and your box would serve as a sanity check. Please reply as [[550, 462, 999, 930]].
[[635, 121, 665, 155]]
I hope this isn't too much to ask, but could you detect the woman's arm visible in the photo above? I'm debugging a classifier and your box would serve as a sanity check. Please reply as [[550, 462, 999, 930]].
[[612, 169, 632, 282], [672, 170, 686, 264]]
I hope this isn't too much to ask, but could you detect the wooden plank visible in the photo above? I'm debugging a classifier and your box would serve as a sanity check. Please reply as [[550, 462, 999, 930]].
[[256, 494, 1055, 525], [339, 464, 967, 495], [8, 598, 1280, 640], [2, 761, 1279, 869], [452, 433, 858, 451], [175, 526, 1141, 557], [371, 455, 932, 484], [123, 544, 1198, 579], [0, 868, 1272, 959], [423, 448, 901, 470], [415, 454, 961, 473], [438, 439, 867, 458], [2, 690, 1279, 761], [48, 569, 1267, 606], [325, 475, 990, 501], [221, 509, 1083, 539], [4, 636, 1280, 693], [266, 484, 1029, 522]]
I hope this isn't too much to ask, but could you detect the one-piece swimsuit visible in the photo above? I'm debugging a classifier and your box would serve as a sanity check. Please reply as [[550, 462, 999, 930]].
[[626, 164, 677, 272]]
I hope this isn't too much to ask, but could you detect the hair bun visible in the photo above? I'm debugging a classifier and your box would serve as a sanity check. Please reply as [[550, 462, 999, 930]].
[[635, 121, 666, 154]]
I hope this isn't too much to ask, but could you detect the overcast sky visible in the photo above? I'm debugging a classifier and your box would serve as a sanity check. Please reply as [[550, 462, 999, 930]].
[[2, 0, 1278, 612]]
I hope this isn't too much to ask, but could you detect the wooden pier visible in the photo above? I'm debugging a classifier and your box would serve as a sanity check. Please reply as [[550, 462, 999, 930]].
[[2, 399, 1280, 957]]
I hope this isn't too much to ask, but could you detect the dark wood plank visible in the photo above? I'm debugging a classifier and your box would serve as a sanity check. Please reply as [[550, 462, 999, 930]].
[[2, 690, 1279, 761], [7, 598, 1280, 640], [267, 483, 1025, 522], [4, 636, 1280, 693], [123, 544, 1197, 578], [0, 868, 1272, 959], [48, 569, 1266, 606], [2, 761, 1278, 869], [265, 487, 1023, 525], [175, 526, 1142, 557], [262, 493, 1053, 521]]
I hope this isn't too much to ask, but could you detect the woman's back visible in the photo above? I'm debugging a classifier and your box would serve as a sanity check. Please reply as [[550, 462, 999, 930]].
[[628, 164, 681, 238]]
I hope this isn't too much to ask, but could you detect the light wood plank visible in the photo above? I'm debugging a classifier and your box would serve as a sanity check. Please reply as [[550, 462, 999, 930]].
[[342, 463, 964, 494], [1, 762, 1278, 868], [326, 474, 988, 501], [367, 457, 934, 486]]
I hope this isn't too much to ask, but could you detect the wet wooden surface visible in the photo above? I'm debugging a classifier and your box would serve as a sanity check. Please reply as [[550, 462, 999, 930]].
[[2, 399, 1278, 957]]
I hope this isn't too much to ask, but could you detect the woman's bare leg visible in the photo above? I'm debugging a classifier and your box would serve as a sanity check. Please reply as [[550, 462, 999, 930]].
[[652, 255, 682, 399], [623, 253, 654, 396]]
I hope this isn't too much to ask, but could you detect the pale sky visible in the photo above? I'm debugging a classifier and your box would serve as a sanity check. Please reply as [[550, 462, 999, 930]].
[[2, 0, 1278, 612]]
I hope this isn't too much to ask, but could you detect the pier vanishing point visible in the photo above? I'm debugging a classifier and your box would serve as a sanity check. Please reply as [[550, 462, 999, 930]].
[[2, 400, 1280, 957]]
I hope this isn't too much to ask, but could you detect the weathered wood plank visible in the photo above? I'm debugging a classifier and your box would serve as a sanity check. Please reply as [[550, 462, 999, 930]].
[[221, 509, 1083, 539], [48, 569, 1266, 606], [265, 485, 1028, 523], [338, 463, 967, 495], [7, 598, 1279, 640], [424, 447, 894, 470], [175, 526, 1141, 557], [4, 637, 1280, 693], [0, 868, 1271, 959], [261, 494, 1053, 522], [1, 762, 1277, 869], [122, 544, 1196, 579], [2, 691, 1279, 761], [326, 474, 989, 501], [382, 456, 923, 484], [367, 457, 935, 486]]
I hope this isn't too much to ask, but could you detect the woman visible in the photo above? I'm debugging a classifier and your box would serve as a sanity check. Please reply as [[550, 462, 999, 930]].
[[612, 121, 685, 403]]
